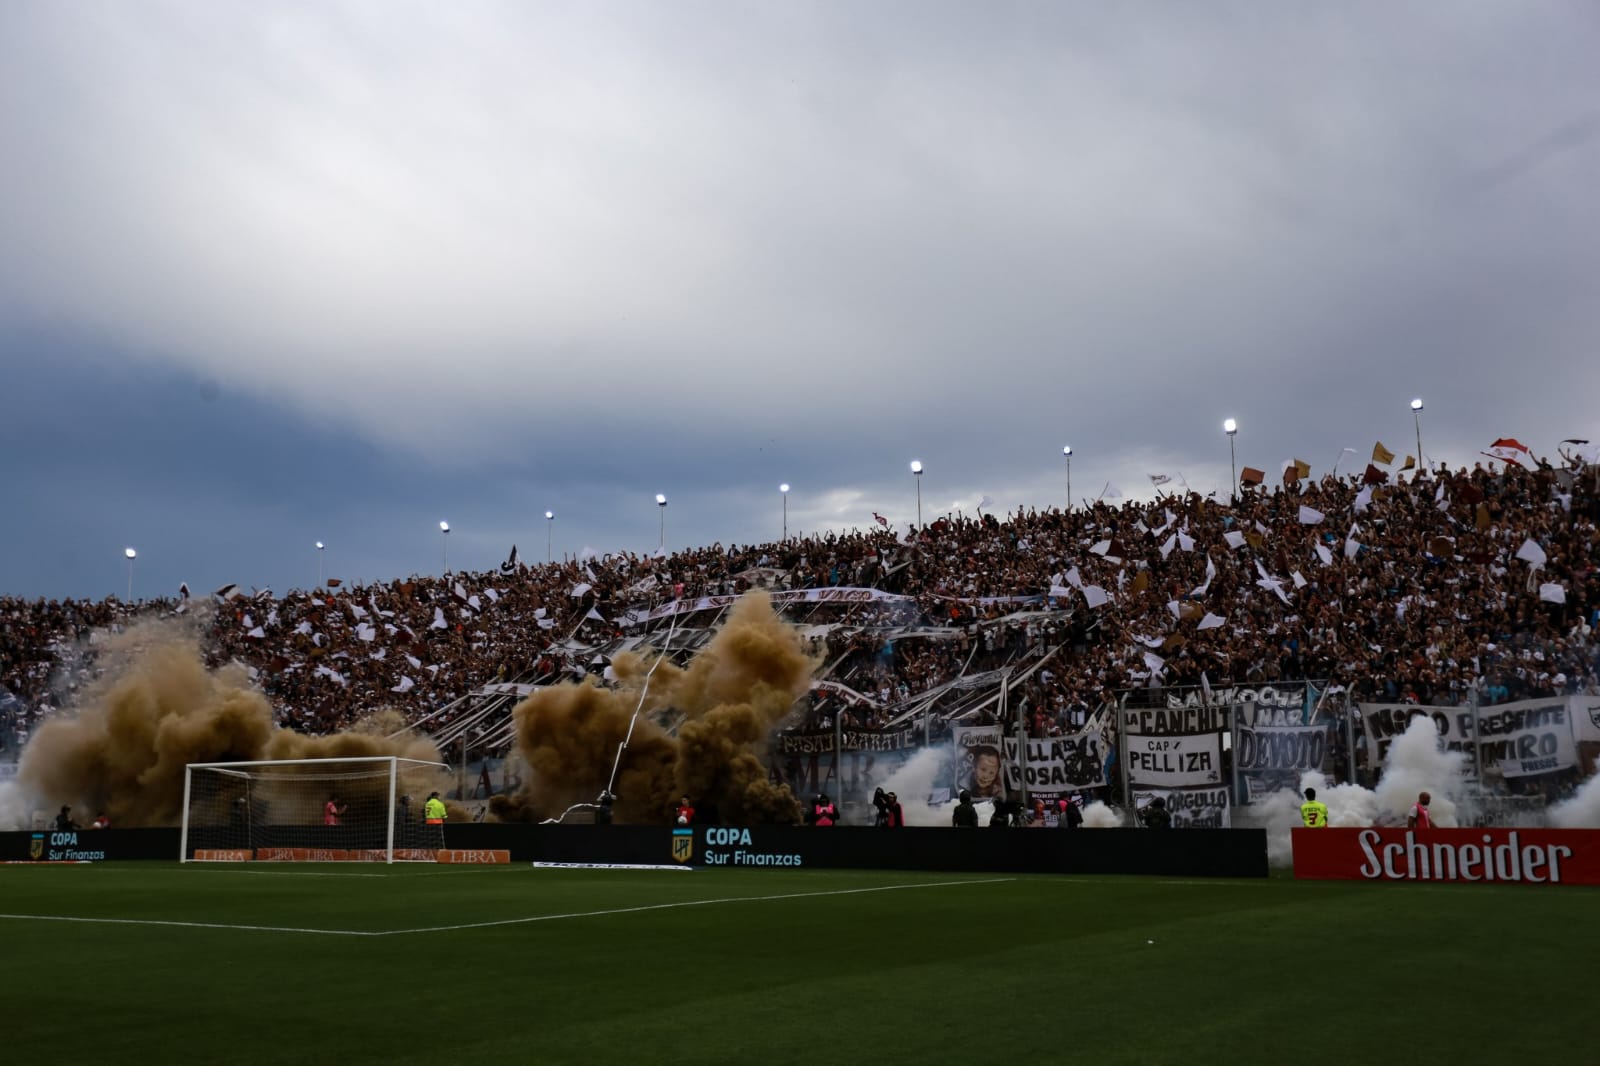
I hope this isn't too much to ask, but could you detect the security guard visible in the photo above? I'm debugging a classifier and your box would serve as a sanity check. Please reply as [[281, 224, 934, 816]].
[[1300, 787, 1330, 828], [424, 791, 448, 847]]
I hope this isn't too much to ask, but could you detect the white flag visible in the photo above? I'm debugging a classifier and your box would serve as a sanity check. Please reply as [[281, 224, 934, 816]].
[[1539, 583, 1567, 604], [1159, 534, 1177, 559], [1224, 530, 1246, 550], [1315, 544, 1334, 567], [1082, 585, 1110, 609], [1292, 571, 1308, 589], [356, 623, 376, 642], [1177, 531, 1195, 552], [430, 607, 448, 630], [1197, 612, 1226, 630], [1143, 651, 1166, 674], [1353, 486, 1373, 513], [1515, 539, 1547, 568], [390, 676, 415, 693], [1298, 505, 1325, 525], [1192, 556, 1217, 596]]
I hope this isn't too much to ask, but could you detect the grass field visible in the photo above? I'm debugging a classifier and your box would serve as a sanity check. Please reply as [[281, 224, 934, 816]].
[[2, 863, 1591, 1065]]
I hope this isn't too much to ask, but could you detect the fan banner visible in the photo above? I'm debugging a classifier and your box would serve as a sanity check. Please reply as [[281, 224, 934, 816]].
[[1000, 730, 1107, 797]]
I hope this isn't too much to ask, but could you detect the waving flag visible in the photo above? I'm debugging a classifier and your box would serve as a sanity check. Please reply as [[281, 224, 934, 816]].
[[1483, 438, 1534, 469], [872, 512, 889, 528]]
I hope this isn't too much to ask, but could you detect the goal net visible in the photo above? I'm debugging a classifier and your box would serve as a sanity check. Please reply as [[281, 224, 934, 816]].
[[180, 756, 450, 863]]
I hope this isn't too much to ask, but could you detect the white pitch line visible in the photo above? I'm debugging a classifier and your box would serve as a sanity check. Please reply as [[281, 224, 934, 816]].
[[0, 876, 1016, 939], [381, 876, 1017, 936], [0, 913, 379, 937], [188, 869, 391, 879]]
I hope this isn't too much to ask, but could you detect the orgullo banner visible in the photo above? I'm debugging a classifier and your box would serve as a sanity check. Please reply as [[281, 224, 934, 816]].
[[1292, 827, 1600, 886], [1001, 731, 1106, 797], [1235, 723, 1330, 801], [1133, 787, 1231, 828]]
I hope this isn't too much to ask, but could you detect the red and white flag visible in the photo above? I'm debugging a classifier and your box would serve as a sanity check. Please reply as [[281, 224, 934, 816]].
[[1482, 438, 1534, 469], [872, 512, 889, 528]]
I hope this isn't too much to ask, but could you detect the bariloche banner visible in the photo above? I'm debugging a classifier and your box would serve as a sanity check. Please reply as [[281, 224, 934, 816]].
[[1123, 705, 1231, 828], [1000, 730, 1107, 798], [1359, 698, 1579, 778], [1235, 723, 1331, 801]]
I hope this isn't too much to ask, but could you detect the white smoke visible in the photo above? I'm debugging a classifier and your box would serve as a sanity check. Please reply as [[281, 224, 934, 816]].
[[1245, 715, 1466, 866], [1549, 770, 1600, 828], [0, 777, 41, 831], [876, 747, 952, 827], [1081, 800, 1123, 828]]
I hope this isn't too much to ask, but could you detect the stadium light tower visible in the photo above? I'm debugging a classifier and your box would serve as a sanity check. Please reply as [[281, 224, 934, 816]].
[[1223, 419, 1239, 501], [545, 511, 555, 564], [1062, 445, 1072, 511], [316, 541, 325, 586], [656, 494, 668, 550], [439, 521, 450, 575], [1410, 398, 1426, 476], [124, 546, 137, 603], [910, 460, 923, 529], [779, 483, 791, 542]]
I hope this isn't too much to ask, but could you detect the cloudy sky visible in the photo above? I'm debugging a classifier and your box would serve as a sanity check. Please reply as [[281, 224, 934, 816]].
[[2, 1, 1596, 600]]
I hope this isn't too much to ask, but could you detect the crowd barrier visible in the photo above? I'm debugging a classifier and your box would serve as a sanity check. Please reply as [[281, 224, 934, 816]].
[[1, 824, 1268, 877]]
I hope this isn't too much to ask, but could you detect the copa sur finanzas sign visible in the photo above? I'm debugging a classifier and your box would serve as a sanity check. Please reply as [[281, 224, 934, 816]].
[[1292, 828, 1600, 886]]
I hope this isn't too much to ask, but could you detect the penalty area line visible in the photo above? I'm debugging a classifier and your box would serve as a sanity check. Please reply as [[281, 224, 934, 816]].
[[0, 913, 378, 937], [382, 876, 1018, 936]]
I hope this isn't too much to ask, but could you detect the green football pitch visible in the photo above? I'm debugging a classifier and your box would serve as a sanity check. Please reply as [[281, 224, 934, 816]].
[[2, 863, 1590, 1065]]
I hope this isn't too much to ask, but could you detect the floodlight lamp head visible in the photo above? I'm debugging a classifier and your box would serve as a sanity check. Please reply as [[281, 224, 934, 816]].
[[779, 483, 790, 494], [439, 521, 450, 533], [1223, 419, 1238, 436], [545, 511, 554, 520], [315, 541, 324, 550], [655, 494, 667, 506], [909, 460, 923, 475], [1410, 398, 1424, 411], [124, 547, 137, 559], [1062, 445, 1072, 457]]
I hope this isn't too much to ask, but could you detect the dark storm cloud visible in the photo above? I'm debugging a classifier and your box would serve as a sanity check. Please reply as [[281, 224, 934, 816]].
[[1, 2, 1597, 596]]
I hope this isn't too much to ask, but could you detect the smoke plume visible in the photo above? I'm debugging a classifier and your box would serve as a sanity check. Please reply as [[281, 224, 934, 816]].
[[7, 622, 445, 829], [1549, 768, 1600, 828], [1244, 714, 1467, 866], [498, 591, 815, 825]]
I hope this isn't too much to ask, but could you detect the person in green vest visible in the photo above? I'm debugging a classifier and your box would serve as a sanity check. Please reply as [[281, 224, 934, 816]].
[[1300, 787, 1330, 828], [424, 791, 447, 848]]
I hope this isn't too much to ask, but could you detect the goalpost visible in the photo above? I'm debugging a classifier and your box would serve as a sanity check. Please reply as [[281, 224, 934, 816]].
[[179, 756, 451, 863]]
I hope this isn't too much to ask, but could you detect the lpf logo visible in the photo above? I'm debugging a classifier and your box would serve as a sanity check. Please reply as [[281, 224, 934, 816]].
[[1588, 703, 1600, 732], [671, 828, 693, 863], [29, 833, 44, 860]]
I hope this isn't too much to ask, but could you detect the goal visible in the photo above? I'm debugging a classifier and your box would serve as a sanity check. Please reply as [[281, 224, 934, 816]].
[[180, 756, 450, 863]]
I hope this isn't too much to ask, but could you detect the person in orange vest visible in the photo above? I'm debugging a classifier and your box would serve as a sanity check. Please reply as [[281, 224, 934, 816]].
[[811, 793, 838, 826], [675, 796, 696, 826], [1407, 791, 1434, 830]]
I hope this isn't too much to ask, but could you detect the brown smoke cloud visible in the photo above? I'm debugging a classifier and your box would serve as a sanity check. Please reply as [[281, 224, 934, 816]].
[[495, 590, 815, 825], [15, 622, 447, 827]]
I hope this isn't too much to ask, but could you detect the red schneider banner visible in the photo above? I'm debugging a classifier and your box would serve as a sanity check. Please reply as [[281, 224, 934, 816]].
[[1293, 827, 1600, 885]]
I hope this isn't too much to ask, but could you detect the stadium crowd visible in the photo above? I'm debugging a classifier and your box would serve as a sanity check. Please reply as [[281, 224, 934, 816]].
[[3, 450, 1597, 764]]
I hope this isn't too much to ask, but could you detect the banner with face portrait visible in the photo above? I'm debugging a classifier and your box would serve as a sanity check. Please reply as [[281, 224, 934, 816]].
[[950, 725, 1008, 801]]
